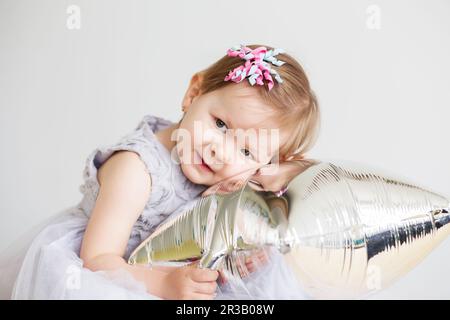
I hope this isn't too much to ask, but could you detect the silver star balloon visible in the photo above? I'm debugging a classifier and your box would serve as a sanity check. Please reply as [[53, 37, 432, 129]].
[[127, 159, 450, 299]]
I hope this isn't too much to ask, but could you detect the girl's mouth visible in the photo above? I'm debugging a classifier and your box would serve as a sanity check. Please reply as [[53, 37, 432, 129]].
[[195, 150, 214, 173], [200, 157, 213, 172]]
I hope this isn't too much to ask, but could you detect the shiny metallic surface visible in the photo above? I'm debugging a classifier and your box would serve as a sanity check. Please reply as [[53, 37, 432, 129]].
[[128, 160, 450, 299], [127, 177, 280, 270], [281, 160, 450, 298]]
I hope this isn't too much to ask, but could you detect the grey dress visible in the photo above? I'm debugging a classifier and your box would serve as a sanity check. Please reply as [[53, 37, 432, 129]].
[[5, 114, 207, 299], [2, 114, 308, 300], [77, 114, 208, 262]]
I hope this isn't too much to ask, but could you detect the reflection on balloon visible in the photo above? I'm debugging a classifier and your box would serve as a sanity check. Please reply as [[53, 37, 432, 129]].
[[128, 159, 450, 299]]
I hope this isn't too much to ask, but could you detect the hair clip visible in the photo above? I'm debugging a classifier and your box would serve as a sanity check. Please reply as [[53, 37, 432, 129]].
[[275, 185, 289, 197], [224, 44, 286, 91]]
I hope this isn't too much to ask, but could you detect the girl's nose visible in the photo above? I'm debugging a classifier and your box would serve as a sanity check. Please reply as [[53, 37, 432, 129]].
[[210, 135, 234, 166], [210, 141, 229, 165]]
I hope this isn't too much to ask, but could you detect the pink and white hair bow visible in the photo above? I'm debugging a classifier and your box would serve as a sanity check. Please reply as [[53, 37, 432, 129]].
[[224, 44, 286, 91]]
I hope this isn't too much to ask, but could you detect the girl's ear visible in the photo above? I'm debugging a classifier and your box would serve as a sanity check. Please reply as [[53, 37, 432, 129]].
[[181, 72, 205, 111]]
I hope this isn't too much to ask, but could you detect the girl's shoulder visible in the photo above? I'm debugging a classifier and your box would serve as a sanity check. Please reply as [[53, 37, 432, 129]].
[[83, 113, 174, 189], [137, 114, 174, 135], [77, 114, 206, 222]]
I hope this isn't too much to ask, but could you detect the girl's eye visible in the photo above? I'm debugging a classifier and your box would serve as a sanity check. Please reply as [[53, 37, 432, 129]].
[[215, 118, 228, 133], [241, 148, 254, 160]]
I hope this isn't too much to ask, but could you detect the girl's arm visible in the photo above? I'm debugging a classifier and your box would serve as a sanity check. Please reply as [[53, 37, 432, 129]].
[[79, 150, 218, 299], [80, 150, 167, 296]]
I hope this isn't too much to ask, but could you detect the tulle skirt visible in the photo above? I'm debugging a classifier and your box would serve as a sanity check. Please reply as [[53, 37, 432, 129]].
[[0, 206, 310, 300]]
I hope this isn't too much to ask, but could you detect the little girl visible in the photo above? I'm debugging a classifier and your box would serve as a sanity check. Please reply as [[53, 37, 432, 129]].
[[1, 44, 320, 300]]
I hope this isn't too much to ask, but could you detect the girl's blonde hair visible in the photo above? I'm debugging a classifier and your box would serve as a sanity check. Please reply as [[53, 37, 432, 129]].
[[197, 44, 320, 162]]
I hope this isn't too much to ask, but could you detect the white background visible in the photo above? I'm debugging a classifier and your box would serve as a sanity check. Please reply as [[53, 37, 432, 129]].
[[0, 0, 449, 299]]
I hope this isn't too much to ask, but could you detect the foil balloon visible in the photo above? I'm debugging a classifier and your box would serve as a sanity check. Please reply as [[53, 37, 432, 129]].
[[127, 159, 450, 299]]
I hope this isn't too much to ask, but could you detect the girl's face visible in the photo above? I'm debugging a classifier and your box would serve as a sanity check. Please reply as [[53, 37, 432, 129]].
[[175, 80, 288, 186]]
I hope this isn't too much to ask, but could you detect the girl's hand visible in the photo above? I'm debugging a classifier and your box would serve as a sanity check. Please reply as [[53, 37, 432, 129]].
[[218, 248, 270, 285], [243, 248, 269, 273], [159, 261, 219, 300], [201, 171, 249, 197], [201, 155, 310, 198], [248, 154, 308, 195]]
